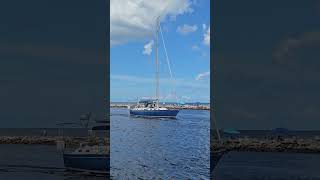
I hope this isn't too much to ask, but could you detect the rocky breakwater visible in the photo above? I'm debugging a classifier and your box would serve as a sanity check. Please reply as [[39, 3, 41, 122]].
[[111, 103, 210, 110], [0, 136, 109, 146], [211, 137, 320, 153], [110, 103, 129, 108], [164, 104, 210, 110]]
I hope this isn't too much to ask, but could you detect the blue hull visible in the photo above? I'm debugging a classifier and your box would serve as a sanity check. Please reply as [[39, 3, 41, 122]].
[[130, 109, 179, 117], [63, 154, 109, 173]]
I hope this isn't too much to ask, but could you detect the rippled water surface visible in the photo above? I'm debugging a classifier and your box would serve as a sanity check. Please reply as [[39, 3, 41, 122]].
[[213, 151, 320, 179], [0, 144, 108, 180], [110, 108, 210, 179]]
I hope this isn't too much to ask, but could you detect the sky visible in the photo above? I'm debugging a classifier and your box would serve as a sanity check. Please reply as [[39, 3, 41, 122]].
[[213, 0, 320, 130], [110, 0, 210, 103], [0, 0, 107, 127]]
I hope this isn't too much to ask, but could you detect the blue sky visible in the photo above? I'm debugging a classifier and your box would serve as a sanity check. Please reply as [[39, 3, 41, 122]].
[[110, 0, 210, 103]]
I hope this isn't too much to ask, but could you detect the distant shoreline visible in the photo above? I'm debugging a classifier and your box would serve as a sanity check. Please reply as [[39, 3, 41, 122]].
[[110, 103, 210, 110]]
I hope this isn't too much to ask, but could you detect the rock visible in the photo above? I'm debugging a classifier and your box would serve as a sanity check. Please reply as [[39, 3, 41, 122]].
[[211, 137, 320, 153]]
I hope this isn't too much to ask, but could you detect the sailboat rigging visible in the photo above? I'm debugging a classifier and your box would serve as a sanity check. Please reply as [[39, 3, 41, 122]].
[[129, 17, 180, 118]]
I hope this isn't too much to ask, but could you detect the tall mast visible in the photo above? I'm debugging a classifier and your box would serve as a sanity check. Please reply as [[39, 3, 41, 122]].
[[155, 17, 160, 108]]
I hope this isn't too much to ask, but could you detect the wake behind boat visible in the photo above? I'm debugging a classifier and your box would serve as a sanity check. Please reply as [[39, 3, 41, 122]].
[[129, 17, 180, 118]]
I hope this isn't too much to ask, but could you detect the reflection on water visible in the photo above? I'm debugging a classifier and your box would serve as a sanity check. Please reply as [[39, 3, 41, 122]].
[[110, 108, 210, 179]]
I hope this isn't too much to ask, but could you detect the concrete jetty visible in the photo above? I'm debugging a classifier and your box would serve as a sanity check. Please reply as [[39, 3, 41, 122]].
[[211, 137, 320, 153]]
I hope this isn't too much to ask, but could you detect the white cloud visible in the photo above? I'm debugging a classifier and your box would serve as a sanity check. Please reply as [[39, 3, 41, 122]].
[[191, 44, 208, 57], [176, 24, 198, 35], [196, 71, 210, 80], [111, 74, 208, 88], [111, 0, 194, 46], [202, 24, 206, 31], [191, 45, 200, 51], [273, 31, 320, 63], [203, 26, 210, 46], [143, 40, 154, 55]]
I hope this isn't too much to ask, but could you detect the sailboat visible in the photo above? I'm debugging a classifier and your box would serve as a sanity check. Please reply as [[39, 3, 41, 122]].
[[62, 142, 109, 174], [129, 17, 179, 118], [57, 113, 109, 174]]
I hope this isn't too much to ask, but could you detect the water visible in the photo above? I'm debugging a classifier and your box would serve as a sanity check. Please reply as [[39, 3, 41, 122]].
[[3, 110, 319, 179], [213, 151, 320, 179], [0, 144, 108, 180], [213, 129, 320, 179], [110, 108, 210, 179]]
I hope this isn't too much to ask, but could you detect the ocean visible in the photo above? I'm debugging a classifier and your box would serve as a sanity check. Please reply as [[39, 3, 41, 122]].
[[213, 151, 320, 179], [1, 109, 320, 179], [0, 144, 108, 180], [213, 130, 320, 179], [0, 108, 210, 179], [110, 108, 210, 179]]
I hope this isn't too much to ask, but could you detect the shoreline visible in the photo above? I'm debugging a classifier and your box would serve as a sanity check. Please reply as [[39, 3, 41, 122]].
[[110, 103, 210, 110], [2, 135, 320, 154], [0, 136, 109, 146], [212, 137, 320, 153]]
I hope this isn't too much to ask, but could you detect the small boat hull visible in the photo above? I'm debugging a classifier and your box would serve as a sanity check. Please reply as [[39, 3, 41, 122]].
[[63, 154, 109, 174], [129, 109, 179, 118]]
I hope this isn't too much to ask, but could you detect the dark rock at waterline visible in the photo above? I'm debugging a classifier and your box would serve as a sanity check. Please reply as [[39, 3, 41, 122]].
[[0, 136, 109, 146], [211, 137, 320, 153]]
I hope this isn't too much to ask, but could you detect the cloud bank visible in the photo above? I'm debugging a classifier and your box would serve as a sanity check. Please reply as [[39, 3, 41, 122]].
[[111, 0, 194, 46], [273, 31, 320, 64]]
